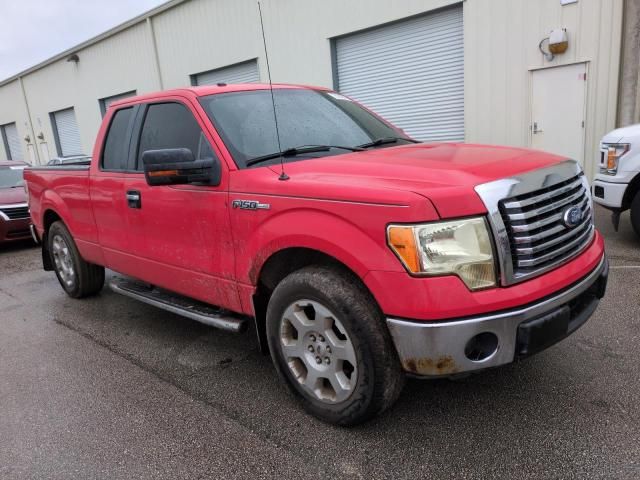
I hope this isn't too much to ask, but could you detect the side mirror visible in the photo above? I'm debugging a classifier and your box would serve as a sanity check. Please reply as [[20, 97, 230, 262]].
[[142, 148, 221, 186]]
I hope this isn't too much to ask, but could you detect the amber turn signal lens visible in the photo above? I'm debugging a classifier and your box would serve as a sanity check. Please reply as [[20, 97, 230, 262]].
[[607, 147, 617, 171], [148, 170, 179, 177], [387, 226, 420, 273]]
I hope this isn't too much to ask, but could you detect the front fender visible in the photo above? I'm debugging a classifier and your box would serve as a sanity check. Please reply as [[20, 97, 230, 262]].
[[238, 207, 405, 286]]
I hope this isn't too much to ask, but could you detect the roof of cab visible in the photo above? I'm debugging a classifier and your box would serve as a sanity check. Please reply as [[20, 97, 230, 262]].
[[109, 83, 331, 109]]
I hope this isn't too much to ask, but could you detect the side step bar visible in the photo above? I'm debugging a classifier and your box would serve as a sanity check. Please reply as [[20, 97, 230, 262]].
[[109, 277, 247, 333]]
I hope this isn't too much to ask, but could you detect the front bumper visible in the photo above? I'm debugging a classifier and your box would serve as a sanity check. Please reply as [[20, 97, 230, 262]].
[[592, 178, 628, 209], [386, 255, 608, 377], [0, 217, 32, 243]]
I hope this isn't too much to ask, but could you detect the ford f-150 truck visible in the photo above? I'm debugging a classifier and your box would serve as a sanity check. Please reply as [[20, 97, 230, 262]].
[[592, 123, 640, 237], [24, 84, 608, 425]]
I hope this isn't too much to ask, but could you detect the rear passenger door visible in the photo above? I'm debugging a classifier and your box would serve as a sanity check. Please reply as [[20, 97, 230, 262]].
[[90, 105, 137, 268], [122, 99, 240, 312]]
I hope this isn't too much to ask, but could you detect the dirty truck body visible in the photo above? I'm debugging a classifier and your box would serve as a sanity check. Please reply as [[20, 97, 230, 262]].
[[24, 84, 608, 425]]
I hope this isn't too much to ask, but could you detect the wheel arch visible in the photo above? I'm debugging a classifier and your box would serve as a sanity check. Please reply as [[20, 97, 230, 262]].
[[251, 247, 382, 354], [40, 208, 64, 271], [622, 172, 640, 210]]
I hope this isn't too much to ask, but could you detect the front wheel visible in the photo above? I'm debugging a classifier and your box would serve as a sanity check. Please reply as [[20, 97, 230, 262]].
[[48, 221, 105, 298], [266, 266, 404, 426]]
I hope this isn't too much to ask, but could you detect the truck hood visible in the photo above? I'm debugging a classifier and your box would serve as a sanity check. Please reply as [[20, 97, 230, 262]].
[[601, 123, 640, 144], [0, 187, 27, 205], [278, 143, 567, 218]]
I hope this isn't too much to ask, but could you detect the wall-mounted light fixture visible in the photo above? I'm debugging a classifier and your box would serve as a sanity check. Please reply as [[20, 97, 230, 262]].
[[66, 53, 80, 63], [539, 28, 569, 61]]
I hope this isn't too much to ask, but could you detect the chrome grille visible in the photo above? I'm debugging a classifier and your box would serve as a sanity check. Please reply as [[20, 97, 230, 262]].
[[475, 160, 595, 286], [0, 204, 29, 220], [499, 174, 594, 279]]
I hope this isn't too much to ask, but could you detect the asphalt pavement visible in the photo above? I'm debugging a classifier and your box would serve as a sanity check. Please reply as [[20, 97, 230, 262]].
[[1, 205, 639, 479]]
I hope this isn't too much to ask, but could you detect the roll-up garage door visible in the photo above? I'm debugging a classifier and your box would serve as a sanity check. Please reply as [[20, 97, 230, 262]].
[[100, 91, 136, 117], [2, 123, 22, 160], [52, 108, 83, 156], [193, 59, 260, 86], [335, 6, 464, 142]]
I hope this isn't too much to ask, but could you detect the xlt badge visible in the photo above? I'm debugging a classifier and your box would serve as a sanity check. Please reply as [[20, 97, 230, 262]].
[[232, 200, 270, 211]]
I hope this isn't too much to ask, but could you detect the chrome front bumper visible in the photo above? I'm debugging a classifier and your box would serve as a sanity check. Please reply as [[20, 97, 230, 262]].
[[386, 255, 608, 377], [30, 224, 40, 245]]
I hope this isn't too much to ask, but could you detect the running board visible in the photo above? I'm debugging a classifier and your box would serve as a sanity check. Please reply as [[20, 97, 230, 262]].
[[109, 277, 247, 333]]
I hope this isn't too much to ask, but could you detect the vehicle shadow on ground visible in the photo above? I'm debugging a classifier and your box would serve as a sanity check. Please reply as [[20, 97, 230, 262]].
[[0, 239, 36, 253], [594, 205, 640, 265]]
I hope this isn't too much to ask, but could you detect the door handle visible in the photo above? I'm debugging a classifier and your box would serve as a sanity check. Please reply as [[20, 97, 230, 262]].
[[126, 190, 141, 209]]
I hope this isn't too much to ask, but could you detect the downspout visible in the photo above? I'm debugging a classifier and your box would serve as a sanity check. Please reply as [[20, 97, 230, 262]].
[[18, 76, 40, 165], [147, 17, 164, 90], [617, 0, 640, 127]]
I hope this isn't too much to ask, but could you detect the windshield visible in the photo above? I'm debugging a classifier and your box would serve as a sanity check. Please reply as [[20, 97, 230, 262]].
[[0, 166, 25, 188], [199, 89, 413, 168]]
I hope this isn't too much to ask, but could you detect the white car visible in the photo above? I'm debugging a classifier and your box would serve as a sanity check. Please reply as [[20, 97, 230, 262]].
[[592, 124, 640, 237]]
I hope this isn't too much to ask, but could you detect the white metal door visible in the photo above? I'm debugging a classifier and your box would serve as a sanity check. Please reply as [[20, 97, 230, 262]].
[[4, 123, 22, 160], [53, 108, 83, 156], [530, 63, 587, 163], [194, 60, 259, 86], [335, 6, 464, 142]]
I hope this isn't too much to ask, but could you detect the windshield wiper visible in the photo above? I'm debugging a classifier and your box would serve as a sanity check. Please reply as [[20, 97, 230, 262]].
[[357, 136, 420, 149], [246, 145, 364, 167]]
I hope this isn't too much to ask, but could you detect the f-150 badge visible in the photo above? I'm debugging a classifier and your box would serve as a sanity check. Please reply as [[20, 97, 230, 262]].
[[232, 200, 270, 210]]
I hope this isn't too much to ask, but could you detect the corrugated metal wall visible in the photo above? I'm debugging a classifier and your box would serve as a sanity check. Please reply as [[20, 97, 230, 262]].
[[14, 21, 159, 164], [464, 0, 623, 179], [0, 0, 624, 179]]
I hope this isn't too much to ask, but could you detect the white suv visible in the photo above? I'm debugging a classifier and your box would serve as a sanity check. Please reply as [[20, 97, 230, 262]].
[[592, 124, 640, 237]]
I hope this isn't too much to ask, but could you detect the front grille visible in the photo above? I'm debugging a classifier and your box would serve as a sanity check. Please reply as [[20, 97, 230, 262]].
[[0, 205, 29, 220], [499, 173, 594, 280]]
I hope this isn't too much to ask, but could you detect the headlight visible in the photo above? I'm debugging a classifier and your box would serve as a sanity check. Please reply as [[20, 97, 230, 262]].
[[387, 217, 496, 290], [602, 144, 629, 175]]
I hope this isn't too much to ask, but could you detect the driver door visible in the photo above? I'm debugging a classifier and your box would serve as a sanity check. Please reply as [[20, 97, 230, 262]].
[[121, 99, 240, 312]]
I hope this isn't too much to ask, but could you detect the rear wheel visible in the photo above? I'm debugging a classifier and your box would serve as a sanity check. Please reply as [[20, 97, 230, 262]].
[[631, 191, 640, 239], [266, 266, 404, 426], [48, 221, 105, 298]]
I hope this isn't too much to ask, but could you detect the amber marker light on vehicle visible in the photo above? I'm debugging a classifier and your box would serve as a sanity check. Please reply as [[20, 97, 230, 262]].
[[387, 225, 421, 273], [148, 170, 179, 177], [605, 144, 629, 174], [387, 218, 497, 290]]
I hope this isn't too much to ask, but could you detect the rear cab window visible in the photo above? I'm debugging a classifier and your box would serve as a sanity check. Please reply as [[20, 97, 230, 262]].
[[101, 107, 134, 171]]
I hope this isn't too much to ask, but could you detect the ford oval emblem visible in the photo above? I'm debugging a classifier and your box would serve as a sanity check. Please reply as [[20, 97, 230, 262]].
[[563, 206, 583, 228]]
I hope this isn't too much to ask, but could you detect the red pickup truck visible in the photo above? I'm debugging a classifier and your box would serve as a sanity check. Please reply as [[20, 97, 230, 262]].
[[25, 84, 607, 425]]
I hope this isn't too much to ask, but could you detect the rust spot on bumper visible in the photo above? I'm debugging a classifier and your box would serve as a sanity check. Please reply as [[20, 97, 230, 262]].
[[403, 356, 459, 376]]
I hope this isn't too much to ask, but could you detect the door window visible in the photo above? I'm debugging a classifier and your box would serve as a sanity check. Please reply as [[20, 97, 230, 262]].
[[101, 107, 134, 171], [137, 102, 215, 170]]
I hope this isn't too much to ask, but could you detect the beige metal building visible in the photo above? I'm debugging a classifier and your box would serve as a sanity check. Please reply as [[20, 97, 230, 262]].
[[0, 0, 631, 180]]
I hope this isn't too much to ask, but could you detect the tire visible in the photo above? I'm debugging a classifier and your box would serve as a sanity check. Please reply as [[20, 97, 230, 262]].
[[48, 221, 105, 298], [631, 191, 640, 239], [266, 265, 404, 426]]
